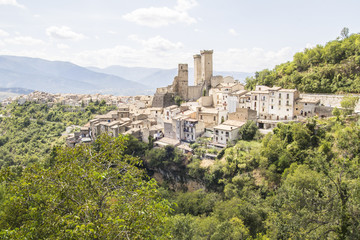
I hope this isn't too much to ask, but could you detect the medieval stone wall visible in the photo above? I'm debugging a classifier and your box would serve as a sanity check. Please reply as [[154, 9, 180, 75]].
[[300, 93, 360, 111], [152, 93, 175, 108], [188, 86, 203, 100]]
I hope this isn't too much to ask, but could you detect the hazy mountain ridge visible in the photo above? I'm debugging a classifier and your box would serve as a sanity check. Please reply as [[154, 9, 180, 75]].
[[0, 56, 151, 96], [90, 65, 254, 89]]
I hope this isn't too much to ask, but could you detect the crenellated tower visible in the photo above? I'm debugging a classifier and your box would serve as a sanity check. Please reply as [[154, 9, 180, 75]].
[[175, 63, 188, 100], [193, 54, 201, 86], [200, 50, 213, 88], [193, 50, 213, 89]]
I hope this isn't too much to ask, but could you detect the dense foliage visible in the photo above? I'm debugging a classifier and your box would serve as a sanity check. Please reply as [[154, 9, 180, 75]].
[[152, 116, 360, 239], [0, 134, 171, 239], [0, 101, 116, 170], [245, 33, 360, 93]]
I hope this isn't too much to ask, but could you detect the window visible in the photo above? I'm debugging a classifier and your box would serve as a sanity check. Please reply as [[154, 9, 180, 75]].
[[271, 106, 274, 109], [279, 93, 281, 98], [286, 101, 289, 106], [296, 108, 298, 110], [214, 116, 216, 121], [305, 103, 308, 105], [254, 102, 257, 107], [287, 109, 289, 111], [287, 94, 289, 99], [254, 96, 257, 100], [271, 99, 274, 103], [200, 115, 203, 120], [279, 100, 281, 105]]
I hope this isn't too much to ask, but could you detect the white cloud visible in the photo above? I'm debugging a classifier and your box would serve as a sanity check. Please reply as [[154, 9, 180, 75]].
[[175, 0, 198, 12], [129, 35, 183, 51], [4, 36, 45, 46], [123, 0, 197, 27], [229, 28, 239, 36], [215, 47, 295, 72], [0, 29, 10, 37], [72, 44, 192, 69], [46, 26, 86, 41], [57, 43, 70, 49], [0, 0, 24, 8]]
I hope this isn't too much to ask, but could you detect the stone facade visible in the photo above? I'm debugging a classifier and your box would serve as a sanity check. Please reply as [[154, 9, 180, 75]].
[[228, 108, 257, 122], [151, 92, 175, 108]]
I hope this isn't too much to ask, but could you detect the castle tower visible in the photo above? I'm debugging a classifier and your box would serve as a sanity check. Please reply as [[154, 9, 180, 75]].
[[200, 50, 213, 88], [193, 54, 201, 86], [177, 63, 188, 100]]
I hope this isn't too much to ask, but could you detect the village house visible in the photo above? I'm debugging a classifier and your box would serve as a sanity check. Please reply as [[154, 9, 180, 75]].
[[197, 107, 228, 128], [213, 120, 246, 147]]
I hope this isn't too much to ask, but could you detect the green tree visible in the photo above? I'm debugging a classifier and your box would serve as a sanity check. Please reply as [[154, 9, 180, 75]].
[[238, 120, 259, 141], [341, 27, 350, 39], [340, 95, 359, 116], [0, 134, 171, 239], [174, 95, 183, 107]]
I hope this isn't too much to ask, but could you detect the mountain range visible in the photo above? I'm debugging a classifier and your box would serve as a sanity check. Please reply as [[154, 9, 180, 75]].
[[89, 65, 253, 88], [0, 55, 253, 96]]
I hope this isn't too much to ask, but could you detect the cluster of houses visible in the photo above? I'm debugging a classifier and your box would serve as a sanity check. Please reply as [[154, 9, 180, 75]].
[[66, 50, 340, 152], [67, 80, 334, 150], [1, 91, 153, 108]]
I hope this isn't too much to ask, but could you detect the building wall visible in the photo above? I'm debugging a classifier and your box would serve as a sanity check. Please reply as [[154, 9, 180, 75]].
[[188, 85, 203, 100], [227, 95, 239, 113], [199, 113, 218, 128], [164, 122, 176, 139], [199, 96, 213, 107], [152, 93, 175, 108], [210, 76, 223, 88], [213, 127, 239, 145], [228, 108, 257, 121], [300, 93, 360, 112]]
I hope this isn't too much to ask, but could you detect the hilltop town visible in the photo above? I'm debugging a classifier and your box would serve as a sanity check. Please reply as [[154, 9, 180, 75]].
[[4, 50, 359, 152]]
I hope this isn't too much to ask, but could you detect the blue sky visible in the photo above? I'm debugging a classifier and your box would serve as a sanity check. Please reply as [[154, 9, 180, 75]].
[[0, 0, 359, 72]]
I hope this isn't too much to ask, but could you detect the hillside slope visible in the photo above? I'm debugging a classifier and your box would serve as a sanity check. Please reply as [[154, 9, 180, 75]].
[[246, 34, 360, 93]]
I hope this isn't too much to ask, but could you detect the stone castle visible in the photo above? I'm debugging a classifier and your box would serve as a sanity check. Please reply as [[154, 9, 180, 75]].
[[152, 50, 215, 107]]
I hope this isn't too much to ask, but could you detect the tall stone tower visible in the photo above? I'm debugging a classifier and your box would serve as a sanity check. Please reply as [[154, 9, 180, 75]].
[[193, 54, 201, 86], [200, 50, 213, 88], [177, 63, 188, 100]]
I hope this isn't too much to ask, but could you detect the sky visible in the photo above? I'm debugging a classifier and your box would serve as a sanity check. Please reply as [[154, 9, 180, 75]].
[[0, 0, 359, 72]]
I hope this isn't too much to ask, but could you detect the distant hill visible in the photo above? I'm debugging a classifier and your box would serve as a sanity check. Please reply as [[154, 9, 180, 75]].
[[245, 34, 360, 93], [0, 56, 151, 95], [0, 87, 34, 101], [89, 65, 253, 89], [0, 87, 33, 94]]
